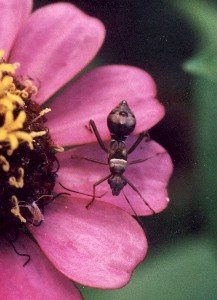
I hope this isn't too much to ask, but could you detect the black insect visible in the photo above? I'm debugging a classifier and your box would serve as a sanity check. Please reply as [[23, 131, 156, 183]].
[[73, 100, 159, 214]]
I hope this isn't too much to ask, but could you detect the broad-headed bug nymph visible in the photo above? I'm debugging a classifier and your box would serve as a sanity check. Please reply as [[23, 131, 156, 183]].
[[72, 100, 163, 215]]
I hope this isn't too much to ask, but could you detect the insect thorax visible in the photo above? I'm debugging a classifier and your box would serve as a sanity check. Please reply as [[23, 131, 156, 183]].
[[109, 140, 127, 160]]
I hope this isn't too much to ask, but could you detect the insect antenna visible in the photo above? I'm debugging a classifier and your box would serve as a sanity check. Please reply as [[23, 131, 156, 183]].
[[36, 192, 71, 210], [4, 233, 30, 267], [9, 240, 30, 266], [51, 192, 71, 200], [59, 182, 106, 199], [123, 192, 143, 226], [39, 192, 71, 204], [71, 155, 108, 165], [128, 152, 166, 165], [53, 155, 60, 173]]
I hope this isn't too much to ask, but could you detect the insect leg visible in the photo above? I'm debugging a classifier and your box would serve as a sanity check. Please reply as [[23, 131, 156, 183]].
[[121, 175, 156, 214], [71, 155, 108, 165], [128, 152, 166, 165], [127, 131, 149, 154], [86, 174, 111, 208], [122, 192, 143, 226], [59, 182, 106, 198], [89, 120, 108, 153]]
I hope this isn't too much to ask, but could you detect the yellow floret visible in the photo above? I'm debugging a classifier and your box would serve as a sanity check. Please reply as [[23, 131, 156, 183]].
[[0, 155, 10, 172], [0, 110, 46, 155], [0, 54, 27, 112], [0, 63, 17, 76], [10, 195, 26, 223], [0, 51, 47, 155], [0, 75, 24, 113], [9, 167, 24, 188], [0, 49, 5, 59]]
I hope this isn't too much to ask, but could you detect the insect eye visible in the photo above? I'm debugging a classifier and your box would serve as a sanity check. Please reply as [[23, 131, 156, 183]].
[[119, 111, 128, 117]]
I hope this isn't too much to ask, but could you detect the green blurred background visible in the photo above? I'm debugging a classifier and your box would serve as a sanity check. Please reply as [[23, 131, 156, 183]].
[[36, 0, 217, 299]]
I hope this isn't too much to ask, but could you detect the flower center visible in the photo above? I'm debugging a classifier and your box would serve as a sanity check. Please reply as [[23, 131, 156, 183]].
[[0, 50, 57, 235]]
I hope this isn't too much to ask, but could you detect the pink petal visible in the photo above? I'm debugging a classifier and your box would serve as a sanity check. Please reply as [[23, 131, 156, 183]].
[[0, 233, 82, 299], [0, 0, 32, 58], [30, 196, 147, 289], [47, 65, 165, 146], [55, 138, 173, 216], [9, 3, 105, 104]]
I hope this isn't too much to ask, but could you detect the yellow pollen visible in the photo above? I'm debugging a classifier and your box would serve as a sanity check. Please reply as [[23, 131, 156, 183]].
[[6, 92, 24, 106], [0, 63, 16, 76], [10, 195, 26, 223], [0, 110, 46, 155], [0, 49, 5, 59], [0, 155, 10, 171], [0, 75, 13, 94], [9, 167, 24, 188], [5, 110, 25, 130], [0, 51, 47, 157], [0, 74, 24, 113], [29, 130, 47, 146], [0, 57, 26, 112], [0, 99, 14, 112]]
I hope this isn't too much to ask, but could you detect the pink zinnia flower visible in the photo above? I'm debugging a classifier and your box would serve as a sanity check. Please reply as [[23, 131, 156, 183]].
[[0, 0, 173, 299]]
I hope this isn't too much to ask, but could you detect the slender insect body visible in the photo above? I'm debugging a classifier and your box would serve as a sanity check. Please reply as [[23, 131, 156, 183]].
[[71, 100, 159, 214], [107, 101, 135, 196]]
